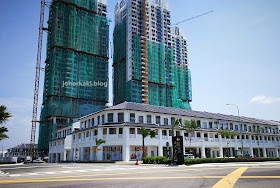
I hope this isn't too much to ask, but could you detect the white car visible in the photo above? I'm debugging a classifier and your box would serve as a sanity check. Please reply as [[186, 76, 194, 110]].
[[184, 154, 195, 159]]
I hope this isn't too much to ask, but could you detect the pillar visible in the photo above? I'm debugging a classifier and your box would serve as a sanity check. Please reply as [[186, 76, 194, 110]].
[[201, 145, 206, 158], [263, 147, 267, 157], [219, 146, 223, 158], [90, 146, 94, 161], [81, 147, 85, 161], [158, 128, 163, 156], [230, 148, 233, 157], [55, 153, 59, 163], [275, 148, 279, 157], [122, 127, 130, 161]]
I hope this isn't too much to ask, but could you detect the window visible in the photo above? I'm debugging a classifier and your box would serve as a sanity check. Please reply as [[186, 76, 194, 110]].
[[103, 128, 107, 135], [147, 115, 152, 124], [78, 133, 81, 139], [156, 116, 160, 124], [230, 123, 233, 130], [176, 131, 180, 136], [119, 128, 123, 134], [130, 128, 135, 134], [102, 115, 105, 124], [235, 125, 238, 130], [109, 128, 116, 134], [130, 113, 135, 123], [169, 130, 172, 136], [162, 130, 167, 136], [164, 118, 168, 125], [94, 129, 98, 136], [137, 128, 141, 134], [91, 118, 94, 126], [196, 132, 201, 137], [209, 122, 213, 129], [97, 116, 100, 125], [86, 131, 89, 137], [202, 122, 207, 129], [108, 113, 113, 123], [118, 113, 124, 122], [139, 116, 143, 123], [171, 117, 175, 125]]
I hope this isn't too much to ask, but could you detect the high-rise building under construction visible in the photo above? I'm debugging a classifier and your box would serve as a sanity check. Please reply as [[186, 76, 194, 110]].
[[38, 0, 109, 151], [113, 0, 192, 109]]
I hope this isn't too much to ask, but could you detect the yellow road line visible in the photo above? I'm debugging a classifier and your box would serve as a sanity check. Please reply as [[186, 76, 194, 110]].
[[212, 167, 248, 188], [0, 167, 235, 182], [240, 176, 280, 178], [0, 176, 225, 184]]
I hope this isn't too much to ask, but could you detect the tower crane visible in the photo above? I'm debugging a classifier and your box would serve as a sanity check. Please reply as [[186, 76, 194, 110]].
[[30, 0, 46, 158], [174, 11, 213, 26]]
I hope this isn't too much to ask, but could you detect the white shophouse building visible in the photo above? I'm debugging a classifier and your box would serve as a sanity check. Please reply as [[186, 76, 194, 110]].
[[49, 102, 280, 162]]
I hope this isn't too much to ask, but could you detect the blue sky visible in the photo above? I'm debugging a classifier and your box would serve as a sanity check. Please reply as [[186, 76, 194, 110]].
[[0, 0, 279, 151]]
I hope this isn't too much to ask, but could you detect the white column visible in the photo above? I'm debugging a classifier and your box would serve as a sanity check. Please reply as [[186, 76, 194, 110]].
[[275, 148, 279, 157], [90, 146, 94, 161], [158, 128, 163, 156], [263, 147, 267, 157], [63, 151, 66, 161], [219, 146, 223, 158], [55, 153, 59, 163], [201, 133, 206, 158], [81, 147, 85, 161], [230, 148, 233, 157], [249, 135, 254, 157], [123, 127, 130, 161]]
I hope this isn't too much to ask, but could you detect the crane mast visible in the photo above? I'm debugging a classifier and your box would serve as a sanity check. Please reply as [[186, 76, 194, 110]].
[[30, 0, 45, 158]]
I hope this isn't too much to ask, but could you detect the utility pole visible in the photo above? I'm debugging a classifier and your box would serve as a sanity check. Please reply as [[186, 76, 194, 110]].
[[227, 104, 243, 156]]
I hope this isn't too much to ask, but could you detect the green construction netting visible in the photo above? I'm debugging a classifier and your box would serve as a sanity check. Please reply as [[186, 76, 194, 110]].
[[39, 0, 108, 151]]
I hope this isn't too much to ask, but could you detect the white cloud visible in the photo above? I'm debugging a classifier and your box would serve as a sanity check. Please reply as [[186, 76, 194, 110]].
[[250, 96, 280, 104]]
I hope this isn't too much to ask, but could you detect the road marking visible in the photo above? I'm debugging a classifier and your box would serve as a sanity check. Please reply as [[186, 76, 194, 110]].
[[0, 167, 235, 183], [240, 176, 280, 178], [212, 167, 248, 188], [0, 176, 225, 183]]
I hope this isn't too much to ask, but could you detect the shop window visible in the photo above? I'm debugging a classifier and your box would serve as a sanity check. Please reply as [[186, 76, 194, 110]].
[[162, 130, 167, 136], [118, 113, 124, 122], [196, 132, 201, 137], [108, 113, 113, 123], [109, 128, 116, 134], [137, 128, 141, 134], [94, 129, 98, 136]]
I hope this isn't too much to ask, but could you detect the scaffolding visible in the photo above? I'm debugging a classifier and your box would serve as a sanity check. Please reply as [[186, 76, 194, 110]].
[[38, 0, 109, 151]]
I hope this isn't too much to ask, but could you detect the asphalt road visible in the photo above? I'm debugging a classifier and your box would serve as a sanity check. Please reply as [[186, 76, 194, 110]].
[[1, 162, 280, 188]]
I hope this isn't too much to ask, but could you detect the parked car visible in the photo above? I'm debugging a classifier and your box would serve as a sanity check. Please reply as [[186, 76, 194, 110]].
[[242, 153, 252, 158], [184, 154, 195, 159], [33, 159, 45, 163]]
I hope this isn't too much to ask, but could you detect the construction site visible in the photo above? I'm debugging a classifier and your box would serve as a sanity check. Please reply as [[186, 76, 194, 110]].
[[30, 0, 211, 155], [33, 0, 110, 153], [113, 0, 192, 109]]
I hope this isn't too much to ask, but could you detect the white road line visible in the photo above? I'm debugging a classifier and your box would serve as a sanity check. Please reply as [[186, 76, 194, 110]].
[[44, 172, 57, 174], [26, 173, 39, 176], [9, 174, 21, 177], [61, 171, 72, 173], [75, 170, 88, 172]]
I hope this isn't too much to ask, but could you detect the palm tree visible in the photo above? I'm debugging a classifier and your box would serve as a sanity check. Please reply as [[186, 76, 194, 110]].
[[140, 127, 156, 158], [217, 130, 238, 157], [0, 105, 12, 140], [182, 120, 201, 155], [95, 138, 106, 161]]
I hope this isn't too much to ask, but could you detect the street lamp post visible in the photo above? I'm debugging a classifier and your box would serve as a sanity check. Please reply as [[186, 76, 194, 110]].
[[226, 104, 243, 156]]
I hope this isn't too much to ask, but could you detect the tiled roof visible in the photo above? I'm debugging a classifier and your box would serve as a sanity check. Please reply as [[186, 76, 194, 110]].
[[82, 102, 280, 126]]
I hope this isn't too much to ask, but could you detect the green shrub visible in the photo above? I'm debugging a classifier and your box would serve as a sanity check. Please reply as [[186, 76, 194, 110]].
[[143, 156, 171, 164], [0, 161, 17, 164], [76, 161, 115, 163]]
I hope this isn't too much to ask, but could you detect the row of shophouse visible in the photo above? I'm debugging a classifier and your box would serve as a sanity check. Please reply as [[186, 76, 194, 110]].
[[49, 102, 280, 162]]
